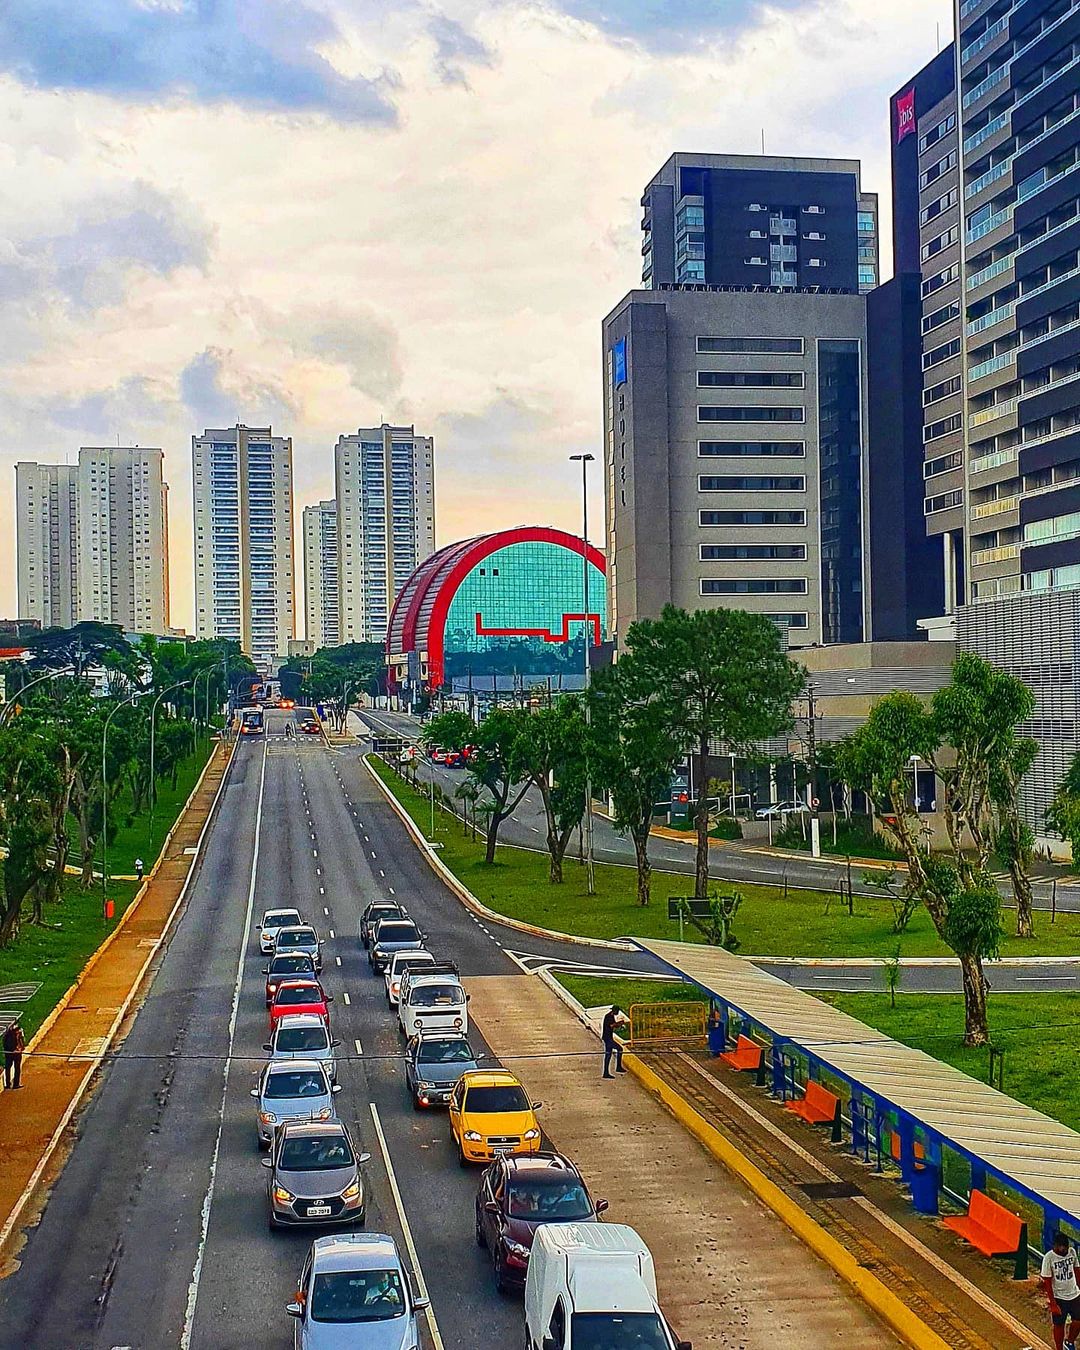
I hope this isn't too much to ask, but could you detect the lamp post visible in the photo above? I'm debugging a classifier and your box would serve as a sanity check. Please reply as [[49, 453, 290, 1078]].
[[0, 665, 76, 724], [102, 690, 145, 904], [569, 452, 596, 896], [149, 679, 192, 846]]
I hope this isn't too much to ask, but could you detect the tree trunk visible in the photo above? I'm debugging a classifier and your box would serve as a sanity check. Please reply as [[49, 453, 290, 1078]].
[[959, 951, 990, 1047], [0, 899, 20, 949], [1010, 855, 1035, 938], [547, 829, 563, 884], [695, 733, 710, 899], [485, 815, 500, 863], [632, 823, 652, 906]]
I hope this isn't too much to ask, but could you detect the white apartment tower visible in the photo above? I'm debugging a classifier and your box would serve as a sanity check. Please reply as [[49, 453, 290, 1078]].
[[192, 424, 295, 669], [335, 424, 435, 644], [15, 449, 169, 632], [15, 463, 79, 629], [303, 500, 340, 649]]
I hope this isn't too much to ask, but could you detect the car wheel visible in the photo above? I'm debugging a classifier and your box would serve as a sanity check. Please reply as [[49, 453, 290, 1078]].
[[475, 1207, 487, 1249], [494, 1252, 510, 1296]]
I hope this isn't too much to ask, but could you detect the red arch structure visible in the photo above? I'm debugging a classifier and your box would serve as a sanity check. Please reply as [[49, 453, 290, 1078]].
[[386, 526, 606, 691]]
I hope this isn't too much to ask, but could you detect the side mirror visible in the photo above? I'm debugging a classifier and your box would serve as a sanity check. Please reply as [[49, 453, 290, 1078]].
[[484, 1200, 500, 1215], [357, 1151, 372, 1165], [543, 1337, 557, 1350], [285, 1301, 303, 1318], [261, 966, 269, 975], [596, 1198, 609, 1214], [325, 994, 334, 1002], [249, 1088, 259, 1098], [413, 1296, 431, 1311], [262, 1042, 272, 1051], [465, 994, 471, 1003], [676, 1342, 693, 1349], [331, 1038, 342, 1048], [532, 1101, 543, 1111], [260, 1158, 272, 1169], [332, 1083, 343, 1094]]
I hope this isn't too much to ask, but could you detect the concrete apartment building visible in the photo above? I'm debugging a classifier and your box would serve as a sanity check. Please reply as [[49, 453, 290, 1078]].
[[605, 155, 877, 649], [335, 424, 435, 645], [192, 424, 295, 669], [303, 499, 340, 649], [15, 448, 169, 633]]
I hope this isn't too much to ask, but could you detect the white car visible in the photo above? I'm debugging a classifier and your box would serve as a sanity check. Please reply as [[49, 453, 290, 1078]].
[[754, 800, 810, 821], [260, 907, 304, 954], [384, 950, 437, 1008]]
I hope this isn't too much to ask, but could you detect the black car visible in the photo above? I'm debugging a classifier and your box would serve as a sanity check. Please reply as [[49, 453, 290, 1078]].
[[475, 1153, 607, 1293], [369, 919, 424, 974], [403, 1033, 480, 1109], [263, 951, 318, 1005], [359, 900, 408, 949]]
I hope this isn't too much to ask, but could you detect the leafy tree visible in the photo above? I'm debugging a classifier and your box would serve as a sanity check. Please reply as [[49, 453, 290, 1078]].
[[22, 622, 137, 684], [421, 711, 475, 756], [589, 662, 683, 907], [426, 708, 529, 863], [509, 698, 587, 883], [1046, 750, 1080, 872], [623, 605, 804, 900]]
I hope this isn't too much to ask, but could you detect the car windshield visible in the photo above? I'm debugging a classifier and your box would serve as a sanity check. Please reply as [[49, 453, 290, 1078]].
[[571, 1313, 669, 1349], [466, 1085, 529, 1113], [410, 983, 464, 1007], [277, 930, 315, 948], [264, 1070, 326, 1098], [270, 955, 314, 976], [508, 1180, 592, 1220], [276, 986, 322, 1006], [265, 911, 299, 928], [377, 924, 419, 944], [279, 1133, 353, 1170], [418, 1038, 474, 1064], [276, 1026, 328, 1052], [369, 908, 402, 925], [310, 1269, 406, 1323]]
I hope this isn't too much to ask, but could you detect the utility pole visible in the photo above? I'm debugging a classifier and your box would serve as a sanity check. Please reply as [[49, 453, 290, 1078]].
[[805, 680, 820, 858], [570, 452, 596, 895]]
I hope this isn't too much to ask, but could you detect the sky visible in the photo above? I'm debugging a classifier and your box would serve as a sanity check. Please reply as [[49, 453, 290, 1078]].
[[0, 0, 952, 634]]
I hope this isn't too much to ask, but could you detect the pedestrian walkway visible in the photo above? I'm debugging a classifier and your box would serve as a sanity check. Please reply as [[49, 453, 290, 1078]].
[[0, 743, 231, 1266], [465, 972, 898, 1348]]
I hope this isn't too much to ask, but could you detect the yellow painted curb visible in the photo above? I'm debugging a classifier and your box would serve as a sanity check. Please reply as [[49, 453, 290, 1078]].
[[625, 1052, 952, 1350]]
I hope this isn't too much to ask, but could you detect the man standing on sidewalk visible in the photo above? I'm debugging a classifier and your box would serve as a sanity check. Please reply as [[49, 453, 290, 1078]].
[[3, 1019, 25, 1089], [1042, 1231, 1080, 1350], [602, 1006, 628, 1078], [134, 857, 144, 883]]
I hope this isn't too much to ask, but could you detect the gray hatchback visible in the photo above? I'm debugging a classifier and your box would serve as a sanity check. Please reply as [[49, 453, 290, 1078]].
[[263, 1120, 370, 1228], [287, 1233, 429, 1350]]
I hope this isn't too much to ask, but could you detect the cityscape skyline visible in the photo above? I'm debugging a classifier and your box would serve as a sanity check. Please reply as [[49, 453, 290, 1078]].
[[0, 0, 953, 629]]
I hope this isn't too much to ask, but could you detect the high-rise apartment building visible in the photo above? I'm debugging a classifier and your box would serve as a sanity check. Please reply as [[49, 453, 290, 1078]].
[[303, 500, 340, 649], [15, 448, 169, 632], [606, 156, 877, 649], [641, 152, 880, 293], [335, 425, 435, 644], [192, 424, 295, 668], [15, 463, 79, 629]]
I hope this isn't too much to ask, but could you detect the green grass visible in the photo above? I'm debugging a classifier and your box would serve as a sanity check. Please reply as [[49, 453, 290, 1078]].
[[555, 974, 702, 1012], [0, 749, 210, 1041], [371, 756, 1080, 959]]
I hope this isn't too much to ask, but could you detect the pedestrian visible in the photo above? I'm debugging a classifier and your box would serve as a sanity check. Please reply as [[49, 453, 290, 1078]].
[[3, 1019, 25, 1090], [134, 857, 144, 882], [601, 1005, 628, 1078], [1042, 1231, 1080, 1350]]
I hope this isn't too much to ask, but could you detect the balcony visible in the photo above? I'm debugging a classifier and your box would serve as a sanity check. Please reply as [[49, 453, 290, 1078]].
[[963, 63, 1009, 110], [971, 543, 1021, 565], [1018, 157, 1080, 204], [971, 495, 1019, 519], [969, 396, 1019, 427], [1021, 262, 1080, 304], [969, 445, 1018, 473], [965, 156, 1013, 200], [964, 111, 1010, 155], [962, 13, 1012, 66], [966, 253, 1014, 291], [769, 217, 797, 236], [967, 203, 1013, 245], [967, 300, 1014, 336]]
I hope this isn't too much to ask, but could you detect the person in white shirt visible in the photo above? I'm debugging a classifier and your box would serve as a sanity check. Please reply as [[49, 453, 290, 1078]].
[[1041, 1231, 1080, 1350]]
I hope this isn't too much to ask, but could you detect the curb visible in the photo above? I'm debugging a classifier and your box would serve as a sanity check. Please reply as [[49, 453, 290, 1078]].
[[0, 740, 236, 1255], [752, 953, 1080, 968], [363, 756, 632, 952], [624, 1053, 952, 1350]]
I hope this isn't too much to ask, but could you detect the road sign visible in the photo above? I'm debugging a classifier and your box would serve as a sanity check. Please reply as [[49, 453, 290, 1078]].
[[811, 797, 820, 809], [668, 897, 712, 920]]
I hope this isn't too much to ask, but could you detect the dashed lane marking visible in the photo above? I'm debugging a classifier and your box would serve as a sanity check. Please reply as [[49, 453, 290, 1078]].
[[388, 887, 395, 895], [323, 907, 329, 916], [342, 992, 351, 1005], [336, 956, 342, 967], [379, 869, 385, 877], [354, 1039, 363, 1056], [329, 929, 335, 939]]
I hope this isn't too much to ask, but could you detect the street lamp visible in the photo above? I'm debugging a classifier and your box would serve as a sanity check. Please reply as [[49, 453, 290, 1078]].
[[0, 665, 76, 724], [149, 679, 192, 846], [101, 690, 146, 904], [569, 452, 596, 896]]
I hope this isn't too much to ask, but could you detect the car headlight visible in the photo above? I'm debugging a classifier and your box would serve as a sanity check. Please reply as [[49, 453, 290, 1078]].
[[523, 1128, 540, 1141], [417, 1081, 436, 1092], [272, 1185, 294, 1204], [341, 1180, 361, 1201], [268, 983, 278, 995], [463, 1130, 482, 1142], [505, 1240, 530, 1260], [259, 1111, 277, 1124]]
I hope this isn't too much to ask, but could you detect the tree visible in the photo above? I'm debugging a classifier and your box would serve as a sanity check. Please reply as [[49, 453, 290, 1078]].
[[426, 708, 529, 863], [1046, 750, 1080, 871], [589, 662, 683, 906], [836, 692, 1002, 1046], [22, 621, 137, 684], [623, 606, 804, 900], [509, 699, 587, 883]]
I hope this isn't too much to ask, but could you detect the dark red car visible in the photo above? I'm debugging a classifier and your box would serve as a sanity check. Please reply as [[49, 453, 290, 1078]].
[[269, 979, 332, 1032], [474, 1152, 607, 1293], [263, 951, 317, 1006]]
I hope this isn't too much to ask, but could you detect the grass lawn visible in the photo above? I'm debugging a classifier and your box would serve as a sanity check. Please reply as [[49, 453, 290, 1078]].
[[555, 974, 701, 1013], [0, 748, 210, 1041], [371, 757, 1080, 959]]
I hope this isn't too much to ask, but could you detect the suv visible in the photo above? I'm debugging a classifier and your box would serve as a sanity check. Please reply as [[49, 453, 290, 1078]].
[[359, 901, 407, 949], [263, 1120, 369, 1228], [274, 925, 323, 972], [475, 1152, 607, 1292], [265, 1013, 341, 1082], [404, 1032, 479, 1109], [251, 1059, 341, 1148], [385, 950, 437, 1008], [369, 918, 424, 974], [398, 967, 468, 1039]]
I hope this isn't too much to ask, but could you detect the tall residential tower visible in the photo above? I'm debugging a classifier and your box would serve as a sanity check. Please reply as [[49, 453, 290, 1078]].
[[303, 500, 340, 649]]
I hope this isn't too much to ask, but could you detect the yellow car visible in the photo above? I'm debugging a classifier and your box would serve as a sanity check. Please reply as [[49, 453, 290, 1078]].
[[448, 1069, 542, 1166]]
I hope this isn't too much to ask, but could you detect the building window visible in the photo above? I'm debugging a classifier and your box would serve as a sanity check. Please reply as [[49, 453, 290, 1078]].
[[925, 489, 964, 514], [922, 301, 960, 334], [700, 578, 808, 594], [700, 543, 807, 560], [697, 336, 803, 354], [923, 374, 962, 405], [924, 450, 964, 477], [697, 371, 805, 388], [859, 265, 877, 286], [698, 406, 805, 423], [817, 339, 864, 645], [699, 509, 806, 526], [699, 475, 805, 492], [766, 612, 809, 628], [698, 441, 805, 457], [919, 113, 955, 153], [924, 413, 963, 442], [923, 337, 962, 370]]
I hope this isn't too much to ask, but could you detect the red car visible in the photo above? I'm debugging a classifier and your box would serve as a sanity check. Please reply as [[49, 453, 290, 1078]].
[[269, 979, 332, 1031], [264, 951, 317, 1006], [301, 719, 321, 735]]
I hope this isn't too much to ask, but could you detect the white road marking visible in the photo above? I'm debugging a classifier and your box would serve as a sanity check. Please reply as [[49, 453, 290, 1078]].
[[369, 1104, 445, 1350], [319, 885, 325, 894], [370, 851, 377, 859], [336, 956, 342, 966], [313, 848, 318, 858], [181, 734, 268, 1349], [1016, 975, 1075, 983], [343, 991, 351, 1005], [379, 869, 385, 877], [329, 929, 335, 938], [323, 906, 329, 916], [388, 886, 395, 896], [354, 1038, 364, 1055]]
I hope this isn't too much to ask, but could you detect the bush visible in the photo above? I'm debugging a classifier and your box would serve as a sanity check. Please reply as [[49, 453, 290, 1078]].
[[710, 815, 743, 841], [775, 815, 902, 861]]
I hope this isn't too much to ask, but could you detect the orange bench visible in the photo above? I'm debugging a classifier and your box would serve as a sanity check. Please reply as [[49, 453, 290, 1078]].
[[889, 1132, 926, 1169], [719, 1035, 763, 1075], [784, 1078, 842, 1142], [942, 1189, 1028, 1279]]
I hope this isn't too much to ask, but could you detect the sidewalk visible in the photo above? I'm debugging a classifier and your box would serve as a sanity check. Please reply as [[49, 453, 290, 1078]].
[[465, 972, 898, 1348], [0, 742, 231, 1266]]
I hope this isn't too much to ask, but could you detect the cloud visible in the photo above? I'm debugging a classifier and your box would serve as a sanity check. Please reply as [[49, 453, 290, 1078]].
[[180, 347, 296, 430], [546, 0, 814, 50], [0, 0, 398, 123], [303, 309, 403, 401], [43, 375, 174, 435], [428, 14, 493, 85]]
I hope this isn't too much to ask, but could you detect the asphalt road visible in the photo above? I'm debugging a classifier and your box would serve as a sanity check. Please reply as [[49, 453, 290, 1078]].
[[0, 711, 662, 1350]]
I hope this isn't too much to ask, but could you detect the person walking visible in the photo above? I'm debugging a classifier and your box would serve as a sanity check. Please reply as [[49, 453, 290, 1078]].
[[4, 1019, 25, 1090], [601, 1005, 628, 1078], [134, 857, 144, 883], [1042, 1231, 1080, 1350]]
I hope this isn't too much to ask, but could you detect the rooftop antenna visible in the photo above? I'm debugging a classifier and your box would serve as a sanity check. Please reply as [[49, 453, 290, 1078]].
[[936, 21, 941, 50], [761, 128, 766, 154]]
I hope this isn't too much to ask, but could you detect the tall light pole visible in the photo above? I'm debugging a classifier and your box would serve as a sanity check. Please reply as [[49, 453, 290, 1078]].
[[570, 452, 596, 896], [0, 665, 76, 724], [102, 690, 145, 904], [149, 679, 192, 846]]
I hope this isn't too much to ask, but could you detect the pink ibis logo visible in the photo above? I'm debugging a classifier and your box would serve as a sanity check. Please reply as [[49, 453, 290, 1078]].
[[895, 87, 916, 144]]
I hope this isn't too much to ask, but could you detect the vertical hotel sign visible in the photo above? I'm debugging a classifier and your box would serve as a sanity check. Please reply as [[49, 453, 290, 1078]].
[[895, 87, 916, 144], [613, 336, 628, 387]]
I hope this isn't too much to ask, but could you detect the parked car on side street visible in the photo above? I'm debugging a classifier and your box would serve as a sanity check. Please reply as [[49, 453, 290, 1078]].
[[754, 799, 810, 820]]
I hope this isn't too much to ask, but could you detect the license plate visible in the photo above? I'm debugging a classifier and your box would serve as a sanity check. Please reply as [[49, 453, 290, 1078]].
[[492, 1146, 513, 1156], [307, 1204, 332, 1216]]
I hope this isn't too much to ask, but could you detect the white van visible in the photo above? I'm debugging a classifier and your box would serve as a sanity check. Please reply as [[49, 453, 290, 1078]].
[[398, 967, 469, 1039], [524, 1223, 690, 1350]]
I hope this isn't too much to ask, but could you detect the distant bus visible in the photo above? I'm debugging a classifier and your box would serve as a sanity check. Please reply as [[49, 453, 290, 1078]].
[[240, 707, 265, 736]]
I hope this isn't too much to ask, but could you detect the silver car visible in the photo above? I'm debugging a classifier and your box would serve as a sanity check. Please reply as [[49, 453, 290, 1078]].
[[263, 1120, 370, 1228], [260, 907, 304, 955], [251, 1059, 340, 1148], [275, 924, 324, 972], [265, 1014, 341, 1082], [287, 1234, 429, 1350]]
